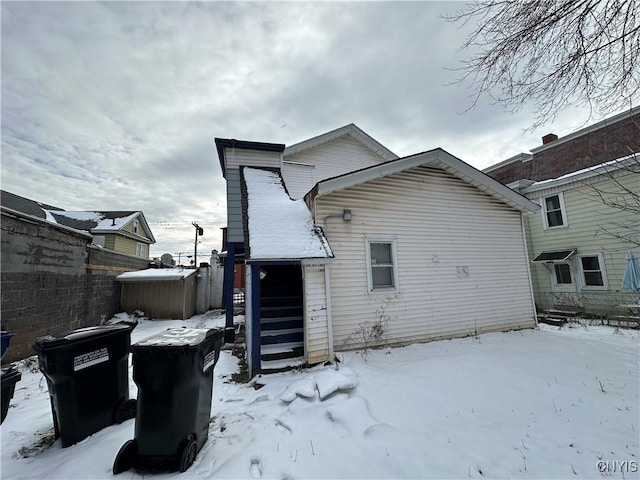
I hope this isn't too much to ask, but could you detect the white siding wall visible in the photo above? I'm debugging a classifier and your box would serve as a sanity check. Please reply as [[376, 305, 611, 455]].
[[284, 135, 387, 199], [282, 162, 315, 199], [303, 265, 330, 364], [316, 165, 536, 350], [225, 148, 282, 170]]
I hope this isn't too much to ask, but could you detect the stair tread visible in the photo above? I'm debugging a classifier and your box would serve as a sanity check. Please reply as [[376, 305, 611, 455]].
[[261, 342, 303, 354]]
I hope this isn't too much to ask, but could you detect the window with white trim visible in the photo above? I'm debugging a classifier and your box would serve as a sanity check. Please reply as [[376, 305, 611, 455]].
[[579, 254, 607, 288], [92, 235, 105, 247], [542, 193, 567, 229], [133, 219, 139, 234], [553, 263, 572, 284], [366, 238, 398, 292], [136, 242, 148, 258]]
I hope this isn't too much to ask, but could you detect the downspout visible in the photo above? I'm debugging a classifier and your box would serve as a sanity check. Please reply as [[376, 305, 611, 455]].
[[521, 213, 538, 326], [324, 264, 334, 361]]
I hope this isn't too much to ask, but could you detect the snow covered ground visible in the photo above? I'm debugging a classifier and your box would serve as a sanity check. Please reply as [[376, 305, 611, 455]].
[[1, 312, 638, 479]]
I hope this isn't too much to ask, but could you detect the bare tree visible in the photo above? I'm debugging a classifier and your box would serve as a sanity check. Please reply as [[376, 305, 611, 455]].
[[445, 0, 640, 127]]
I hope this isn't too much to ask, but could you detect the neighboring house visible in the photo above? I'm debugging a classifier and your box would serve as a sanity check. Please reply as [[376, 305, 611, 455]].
[[216, 127, 540, 376], [510, 156, 639, 316], [484, 108, 640, 318], [0, 191, 156, 259]]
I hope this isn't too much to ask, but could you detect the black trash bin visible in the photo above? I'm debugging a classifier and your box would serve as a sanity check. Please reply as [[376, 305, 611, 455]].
[[33, 324, 137, 447], [113, 327, 224, 474], [1, 364, 21, 424]]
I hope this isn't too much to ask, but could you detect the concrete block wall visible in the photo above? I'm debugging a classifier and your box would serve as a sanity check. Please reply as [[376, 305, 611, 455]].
[[1, 211, 149, 362]]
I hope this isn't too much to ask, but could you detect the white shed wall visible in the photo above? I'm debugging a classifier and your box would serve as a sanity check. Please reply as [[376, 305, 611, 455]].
[[315, 165, 536, 350]]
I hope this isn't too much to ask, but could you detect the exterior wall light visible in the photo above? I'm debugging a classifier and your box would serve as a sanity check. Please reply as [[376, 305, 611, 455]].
[[343, 209, 352, 222]]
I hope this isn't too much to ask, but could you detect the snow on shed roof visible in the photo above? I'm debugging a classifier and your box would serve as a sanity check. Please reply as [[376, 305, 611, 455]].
[[116, 268, 197, 282], [46, 210, 139, 231], [243, 167, 333, 261]]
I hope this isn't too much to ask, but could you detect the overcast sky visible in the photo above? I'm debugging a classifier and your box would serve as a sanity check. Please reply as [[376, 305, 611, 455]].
[[1, 1, 601, 260]]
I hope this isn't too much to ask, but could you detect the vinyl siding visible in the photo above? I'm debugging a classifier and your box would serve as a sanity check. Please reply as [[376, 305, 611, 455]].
[[525, 171, 639, 312], [112, 235, 138, 256], [303, 265, 330, 364], [316, 165, 536, 351], [282, 162, 315, 199], [225, 148, 282, 170], [284, 135, 387, 199], [226, 169, 244, 242]]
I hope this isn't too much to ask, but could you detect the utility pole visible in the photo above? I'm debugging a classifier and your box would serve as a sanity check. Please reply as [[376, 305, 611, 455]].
[[192, 222, 204, 267]]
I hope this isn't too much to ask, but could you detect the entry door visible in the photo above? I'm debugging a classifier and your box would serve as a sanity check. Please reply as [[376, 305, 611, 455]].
[[550, 262, 583, 308]]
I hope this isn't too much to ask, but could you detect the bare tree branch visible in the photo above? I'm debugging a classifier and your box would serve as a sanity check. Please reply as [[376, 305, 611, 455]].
[[445, 0, 640, 128]]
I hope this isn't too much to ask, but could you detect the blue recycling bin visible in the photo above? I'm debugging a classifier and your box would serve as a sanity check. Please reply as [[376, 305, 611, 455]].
[[1, 331, 15, 360], [33, 324, 136, 447], [113, 327, 224, 474]]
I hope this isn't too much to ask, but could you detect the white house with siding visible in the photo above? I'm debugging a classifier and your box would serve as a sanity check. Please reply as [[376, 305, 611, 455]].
[[216, 126, 541, 376]]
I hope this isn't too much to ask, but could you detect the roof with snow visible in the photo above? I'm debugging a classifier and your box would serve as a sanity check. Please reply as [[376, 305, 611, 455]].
[[46, 210, 156, 243], [116, 268, 197, 282], [520, 153, 639, 193], [241, 167, 333, 261], [0, 190, 64, 219]]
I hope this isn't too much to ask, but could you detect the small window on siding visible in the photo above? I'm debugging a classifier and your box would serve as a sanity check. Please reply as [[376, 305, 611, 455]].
[[554, 264, 572, 284], [366, 239, 398, 292], [133, 219, 139, 234], [136, 242, 148, 258], [92, 235, 105, 247], [580, 254, 606, 288], [542, 193, 567, 229]]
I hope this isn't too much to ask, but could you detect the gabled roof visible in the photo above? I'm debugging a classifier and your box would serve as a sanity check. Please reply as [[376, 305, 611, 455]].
[[46, 210, 156, 243], [240, 167, 333, 261], [215, 138, 286, 178], [311, 148, 540, 214], [0, 190, 64, 219], [284, 123, 398, 162]]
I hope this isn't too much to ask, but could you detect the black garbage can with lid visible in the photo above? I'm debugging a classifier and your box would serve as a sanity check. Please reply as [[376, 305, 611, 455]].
[[113, 327, 224, 474], [33, 324, 137, 447], [1, 364, 21, 424]]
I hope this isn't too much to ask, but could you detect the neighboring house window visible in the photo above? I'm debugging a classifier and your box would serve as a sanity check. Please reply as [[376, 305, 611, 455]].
[[554, 264, 572, 284], [366, 238, 398, 292], [542, 193, 567, 229], [136, 242, 148, 258], [579, 254, 607, 288], [133, 219, 139, 234], [92, 235, 105, 247]]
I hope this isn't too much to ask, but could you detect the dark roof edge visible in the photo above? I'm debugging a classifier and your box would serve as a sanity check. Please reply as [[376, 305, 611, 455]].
[[215, 138, 286, 177]]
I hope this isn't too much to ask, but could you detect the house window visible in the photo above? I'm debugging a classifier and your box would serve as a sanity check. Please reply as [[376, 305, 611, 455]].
[[542, 193, 567, 229], [554, 264, 572, 284], [366, 238, 398, 292], [136, 242, 148, 258], [92, 235, 105, 248], [579, 254, 606, 288], [133, 219, 139, 234]]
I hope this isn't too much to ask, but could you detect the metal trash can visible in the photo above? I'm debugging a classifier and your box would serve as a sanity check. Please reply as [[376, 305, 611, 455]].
[[33, 324, 136, 447], [113, 327, 224, 474], [1, 364, 21, 424]]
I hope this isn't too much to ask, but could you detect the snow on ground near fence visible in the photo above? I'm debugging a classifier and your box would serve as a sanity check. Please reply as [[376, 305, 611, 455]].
[[1, 312, 638, 479]]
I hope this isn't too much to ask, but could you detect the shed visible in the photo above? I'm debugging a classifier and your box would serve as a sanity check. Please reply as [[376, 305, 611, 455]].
[[116, 268, 197, 320]]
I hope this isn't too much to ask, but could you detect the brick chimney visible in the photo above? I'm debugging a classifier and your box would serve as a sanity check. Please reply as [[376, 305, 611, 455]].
[[542, 133, 558, 145]]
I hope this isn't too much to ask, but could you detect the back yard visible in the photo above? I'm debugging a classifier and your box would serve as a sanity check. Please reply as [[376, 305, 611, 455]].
[[1, 313, 638, 479]]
